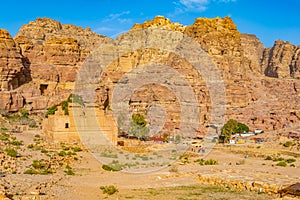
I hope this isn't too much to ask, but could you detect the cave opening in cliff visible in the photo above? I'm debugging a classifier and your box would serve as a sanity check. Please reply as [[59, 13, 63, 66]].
[[39, 84, 48, 95]]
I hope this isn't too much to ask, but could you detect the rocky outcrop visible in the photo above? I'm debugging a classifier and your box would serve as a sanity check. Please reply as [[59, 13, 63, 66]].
[[241, 34, 264, 74], [262, 40, 300, 79], [184, 17, 257, 79], [0, 29, 30, 92], [0, 15, 300, 135], [134, 16, 256, 79], [121, 16, 300, 133], [14, 18, 112, 82], [15, 17, 108, 51], [132, 16, 185, 32], [0, 18, 110, 112]]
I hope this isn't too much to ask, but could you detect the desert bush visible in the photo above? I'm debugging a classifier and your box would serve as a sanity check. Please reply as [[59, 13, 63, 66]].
[[5, 148, 18, 157], [204, 159, 218, 165], [45, 105, 58, 118], [41, 149, 48, 153], [195, 158, 218, 166], [67, 94, 84, 105], [32, 160, 42, 169], [265, 156, 273, 160], [71, 146, 82, 152], [64, 169, 75, 175], [23, 169, 38, 175], [61, 100, 69, 115], [286, 158, 296, 163], [20, 110, 29, 118], [273, 157, 284, 162], [100, 185, 118, 196], [0, 133, 10, 141], [276, 161, 287, 167], [283, 141, 293, 147], [58, 151, 67, 157], [10, 140, 23, 146], [102, 160, 123, 171]]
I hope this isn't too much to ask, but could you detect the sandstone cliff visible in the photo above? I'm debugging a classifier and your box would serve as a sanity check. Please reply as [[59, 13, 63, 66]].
[[0, 18, 111, 112], [122, 16, 300, 133], [0, 29, 30, 91], [262, 40, 300, 79], [0, 16, 299, 135]]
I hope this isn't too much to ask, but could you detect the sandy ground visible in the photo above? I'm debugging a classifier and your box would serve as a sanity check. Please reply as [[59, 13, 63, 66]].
[[1, 130, 300, 199]]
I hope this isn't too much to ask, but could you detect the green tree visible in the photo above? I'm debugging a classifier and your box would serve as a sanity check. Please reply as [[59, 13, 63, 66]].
[[237, 122, 249, 133], [61, 101, 69, 115], [220, 119, 238, 143], [129, 114, 149, 140], [220, 120, 249, 143], [132, 113, 147, 127], [67, 94, 84, 106], [45, 105, 58, 118], [20, 110, 29, 118]]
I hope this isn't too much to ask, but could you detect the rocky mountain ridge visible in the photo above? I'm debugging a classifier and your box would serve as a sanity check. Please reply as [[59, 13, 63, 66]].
[[0, 16, 299, 133]]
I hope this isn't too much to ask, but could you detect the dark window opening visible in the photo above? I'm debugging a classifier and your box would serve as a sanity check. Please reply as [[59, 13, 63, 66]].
[[40, 84, 48, 95], [65, 123, 69, 129]]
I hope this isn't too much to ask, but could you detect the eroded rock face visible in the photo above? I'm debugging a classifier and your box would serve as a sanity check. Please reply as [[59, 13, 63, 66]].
[[262, 40, 300, 79], [0, 15, 300, 135], [134, 16, 255, 80], [0, 29, 30, 92], [0, 18, 110, 112], [14, 17, 112, 82], [121, 16, 300, 133], [241, 34, 264, 74], [132, 16, 185, 32]]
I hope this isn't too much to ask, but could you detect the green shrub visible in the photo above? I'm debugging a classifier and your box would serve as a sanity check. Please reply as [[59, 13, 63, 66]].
[[62, 145, 70, 151], [71, 147, 82, 152], [132, 113, 147, 127], [64, 169, 75, 175], [61, 101, 69, 115], [45, 105, 58, 118], [283, 141, 293, 147], [286, 158, 296, 163], [265, 156, 273, 160], [67, 94, 84, 105], [5, 148, 18, 157], [0, 133, 10, 141], [32, 160, 42, 169], [276, 161, 287, 167], [10, 140, 23, 146], [20, 110, 29, 118], [23, 169, 38, 175], [102, 161, 123, 171], [204, 159, 218, 165], [0, 127, 8, 131], [100, 185, 118, 196], [40, 169, 52, 175], [58, 151, 67, 157], [41, 149, 48, 154], [273, 157, 284, 162]]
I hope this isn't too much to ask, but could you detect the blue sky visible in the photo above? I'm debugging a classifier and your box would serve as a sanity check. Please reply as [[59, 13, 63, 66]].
[[0, 0, 299, 47]]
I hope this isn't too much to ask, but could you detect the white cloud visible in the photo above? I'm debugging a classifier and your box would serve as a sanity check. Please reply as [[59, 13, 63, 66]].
[[179, 0, 209, 12], [101, 11, 132, 24], [174, 0, 236, 12], [95, 27, 115, 32]]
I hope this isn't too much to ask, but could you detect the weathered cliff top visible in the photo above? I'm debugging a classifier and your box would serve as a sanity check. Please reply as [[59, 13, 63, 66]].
[[15, 17, 110, 51]]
